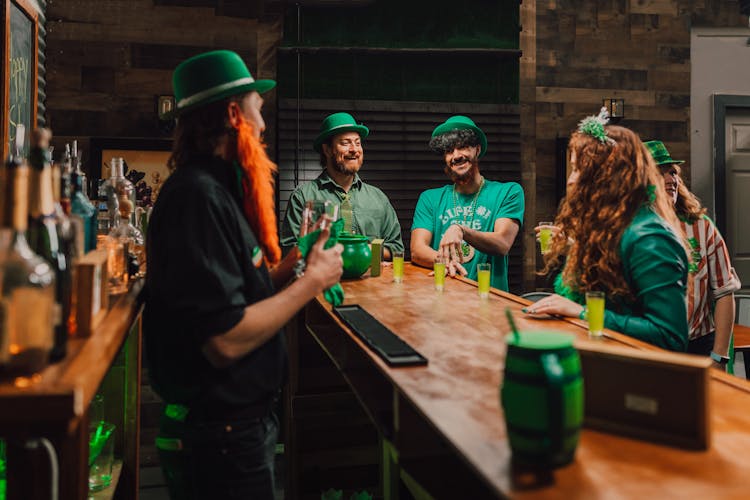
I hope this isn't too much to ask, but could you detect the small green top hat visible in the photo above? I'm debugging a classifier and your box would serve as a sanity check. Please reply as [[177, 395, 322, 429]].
[[171, 50, 276, 116], [431, 115, 488, 157], [313, 113, 369, 153], [644, 140, 684, 165]]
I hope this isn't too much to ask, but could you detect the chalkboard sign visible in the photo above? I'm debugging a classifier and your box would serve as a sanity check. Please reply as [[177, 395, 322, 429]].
[[2, 0, 38, 159]]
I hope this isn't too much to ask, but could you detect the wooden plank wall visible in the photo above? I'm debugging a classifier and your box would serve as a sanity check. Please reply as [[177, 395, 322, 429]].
[[277, 98, 524, 293], [524, 0, 746, 289], [44, 0, 282, 166]]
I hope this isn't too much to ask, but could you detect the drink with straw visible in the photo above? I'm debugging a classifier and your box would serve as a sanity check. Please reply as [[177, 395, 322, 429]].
[[393, 250, 404, 283], [433, 256, 446, 291], [477, 262, 491, 298], [586, 291, 605, 337]]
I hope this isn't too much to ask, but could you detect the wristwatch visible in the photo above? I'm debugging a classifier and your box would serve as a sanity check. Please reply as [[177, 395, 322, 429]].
[[709, 351, 730, 365], [293, 258, 306, 279]]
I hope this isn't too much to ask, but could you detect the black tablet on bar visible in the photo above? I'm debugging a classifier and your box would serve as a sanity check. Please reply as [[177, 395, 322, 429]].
[[333, 305, 428, 367]]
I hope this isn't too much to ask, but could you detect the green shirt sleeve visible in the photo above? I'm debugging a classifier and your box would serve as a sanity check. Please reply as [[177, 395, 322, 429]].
[[496, 182, 525, 226], [411, 189, 436, 233], [604, 229, 689, 352], [280, 188, 305, 251]]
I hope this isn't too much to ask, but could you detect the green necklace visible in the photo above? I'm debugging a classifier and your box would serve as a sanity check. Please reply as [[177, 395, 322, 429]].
[[452, 176, 484, 261]]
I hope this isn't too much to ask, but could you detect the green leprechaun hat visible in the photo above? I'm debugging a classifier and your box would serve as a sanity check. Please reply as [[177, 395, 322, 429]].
[[644, 140, 685, 165], [171, 50, 276, 117], [431, 115, 488, 157], [313, 112, 370, 153]]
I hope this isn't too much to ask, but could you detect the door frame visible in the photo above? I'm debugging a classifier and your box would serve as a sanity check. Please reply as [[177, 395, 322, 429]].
[[712, 94, 750, 235]]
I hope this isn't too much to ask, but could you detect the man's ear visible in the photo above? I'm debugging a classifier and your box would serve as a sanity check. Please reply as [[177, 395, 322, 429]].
[[227, 101, 242, 129], [321, 143, 331, 159]]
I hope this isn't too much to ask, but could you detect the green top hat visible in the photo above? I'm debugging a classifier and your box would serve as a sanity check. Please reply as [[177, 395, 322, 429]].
[[171, 50, 276, 117], [431, 115, 488, 157], [313, 113, 369, 153], [644, 140, 684, 166]]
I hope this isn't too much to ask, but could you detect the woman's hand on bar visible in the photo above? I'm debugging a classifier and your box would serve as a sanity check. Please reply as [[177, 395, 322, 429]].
[[524, 294, 585, 319]]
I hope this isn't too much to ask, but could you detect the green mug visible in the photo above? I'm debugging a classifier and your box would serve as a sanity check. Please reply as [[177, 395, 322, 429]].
[[500, 330, 583, 467]]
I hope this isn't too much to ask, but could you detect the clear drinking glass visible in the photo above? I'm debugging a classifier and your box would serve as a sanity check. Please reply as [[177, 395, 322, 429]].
[[477, 262, 491, 298], [538, 222, 554, 255], [586, 291, 606, 338], [89, 421, 116, 492], [433, 256, 447, 291], [299, 200, 340, 237], [392, 250, 405, 283]]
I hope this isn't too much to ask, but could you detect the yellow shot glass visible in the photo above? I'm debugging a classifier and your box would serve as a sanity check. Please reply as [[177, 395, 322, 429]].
[[433, 257, 446, 291], [538, 221, 553, 255], [477, 263, 491, 298], [586, 291, 605, 338], [393, 250, 405, 283]]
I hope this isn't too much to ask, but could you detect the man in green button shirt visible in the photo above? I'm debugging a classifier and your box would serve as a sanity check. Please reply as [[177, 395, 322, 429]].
[[280, 112, 404, 259]]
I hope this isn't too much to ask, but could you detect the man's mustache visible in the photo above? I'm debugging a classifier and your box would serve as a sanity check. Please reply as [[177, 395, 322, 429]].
[[450, 156, 471, 166]]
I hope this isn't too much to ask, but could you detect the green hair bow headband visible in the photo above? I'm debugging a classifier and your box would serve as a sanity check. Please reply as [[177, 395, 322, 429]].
[[577, 107, 615, 145]]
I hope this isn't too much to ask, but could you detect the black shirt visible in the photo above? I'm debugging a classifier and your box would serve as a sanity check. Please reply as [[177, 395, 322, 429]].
[[143, 154, 286, 415]]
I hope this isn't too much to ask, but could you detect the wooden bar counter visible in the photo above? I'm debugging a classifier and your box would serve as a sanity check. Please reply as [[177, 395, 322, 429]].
[[291, 263, 750, 499], [0, 280, 144, 500]]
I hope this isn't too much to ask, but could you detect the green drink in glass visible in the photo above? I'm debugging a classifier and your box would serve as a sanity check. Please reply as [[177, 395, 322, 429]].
[[538, 222, 553, 255], [477, 262, 491, 298], [586, 291, 605, 337], [393, 250, 404, 283], [434, 258, 446, 291]]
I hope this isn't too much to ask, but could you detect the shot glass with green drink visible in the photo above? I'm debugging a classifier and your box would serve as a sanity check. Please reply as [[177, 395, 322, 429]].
[[433, 255, 446, 291], [477, 262, 491, 298], [392, 250, 404, 283], [585, 291, 605, 338], [538, 221, 554, 255]]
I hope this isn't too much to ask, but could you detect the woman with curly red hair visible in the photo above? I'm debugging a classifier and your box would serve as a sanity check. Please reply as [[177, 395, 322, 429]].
[[525, 110, 689, 351]]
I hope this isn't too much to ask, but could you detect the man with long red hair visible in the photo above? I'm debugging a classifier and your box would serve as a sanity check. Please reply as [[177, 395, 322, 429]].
[[143, 50, 343, 499], [526, 110, 690, 352]]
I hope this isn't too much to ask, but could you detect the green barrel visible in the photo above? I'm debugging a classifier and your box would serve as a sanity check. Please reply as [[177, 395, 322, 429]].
[[500, 330, 584, 467]]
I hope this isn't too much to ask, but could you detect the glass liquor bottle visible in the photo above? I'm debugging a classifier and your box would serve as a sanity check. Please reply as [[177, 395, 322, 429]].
[[70, 169, 98, 253], [104, 198, 143, 294], [104, 157, 136, 228], [27, 129, 70, 362], [0, 127, 56, 376], [71, 140, 88, 198], [60, 144, 85, 259]]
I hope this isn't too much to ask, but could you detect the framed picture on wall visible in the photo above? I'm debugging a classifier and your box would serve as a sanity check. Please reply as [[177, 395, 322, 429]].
[[89, 137, 172, 208], [2, 0, 39, 160]]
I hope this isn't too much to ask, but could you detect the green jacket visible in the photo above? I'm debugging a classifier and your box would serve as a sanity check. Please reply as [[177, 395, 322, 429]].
[[280, 172, 404, 254], [556, 206, 689, 351]]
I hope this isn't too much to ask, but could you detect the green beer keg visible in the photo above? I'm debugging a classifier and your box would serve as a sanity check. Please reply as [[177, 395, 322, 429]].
[[500, 330, 583, 467]]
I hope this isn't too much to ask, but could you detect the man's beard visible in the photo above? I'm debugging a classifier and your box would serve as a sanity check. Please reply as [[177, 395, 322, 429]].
[[444, 157, 479, 185], [235, 117, 281, 266], [332, 154, 362, 175]]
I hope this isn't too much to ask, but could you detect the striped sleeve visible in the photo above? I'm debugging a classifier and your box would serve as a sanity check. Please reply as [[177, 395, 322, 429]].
[[702, 216, 742, 300]]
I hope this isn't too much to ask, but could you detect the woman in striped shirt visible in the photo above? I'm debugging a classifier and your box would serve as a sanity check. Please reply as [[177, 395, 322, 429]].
[[645, 140, 742, 369]]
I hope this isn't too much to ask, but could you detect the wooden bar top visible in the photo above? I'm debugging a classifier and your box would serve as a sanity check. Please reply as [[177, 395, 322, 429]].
[[733, 323, 750, 349], [0, 279, 144, 431], [312, 263, 750, 498]]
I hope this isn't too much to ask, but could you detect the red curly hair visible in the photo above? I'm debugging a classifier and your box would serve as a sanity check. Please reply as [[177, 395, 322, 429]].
[[543, 125, 682, 300]]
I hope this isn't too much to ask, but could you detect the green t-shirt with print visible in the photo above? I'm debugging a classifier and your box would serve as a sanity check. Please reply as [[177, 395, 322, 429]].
[[411, 179, 524, 291]]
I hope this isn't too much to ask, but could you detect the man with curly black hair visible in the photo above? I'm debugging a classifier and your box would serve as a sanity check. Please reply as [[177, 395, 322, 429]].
[[410, 115, 524, 292]]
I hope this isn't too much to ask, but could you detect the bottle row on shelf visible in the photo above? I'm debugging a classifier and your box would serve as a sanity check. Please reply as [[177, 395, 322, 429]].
[[0, 126, 146, 378]]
